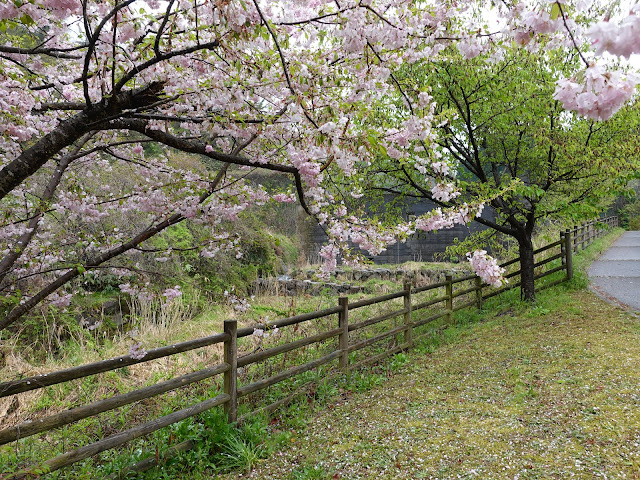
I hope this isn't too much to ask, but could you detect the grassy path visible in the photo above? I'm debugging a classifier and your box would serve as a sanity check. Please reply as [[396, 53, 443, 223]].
[[221, 289, 640, 479]]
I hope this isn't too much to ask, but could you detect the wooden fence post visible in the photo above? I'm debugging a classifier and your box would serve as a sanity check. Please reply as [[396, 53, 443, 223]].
[[578, 224, 583, 249], [586, 222, 590, 246], [573, 225, 578, 252], [475, 276, 483, 309], [403, 280, 412, 348], [338, 297, 349, 374], [564, 229, 573, 281], [587, 222, 592, 244], [223, 320, 238, 424], [445, 274, 453, 324]]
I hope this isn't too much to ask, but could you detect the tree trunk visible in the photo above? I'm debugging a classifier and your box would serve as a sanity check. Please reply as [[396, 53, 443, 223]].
[[518, 235, 536, 301]]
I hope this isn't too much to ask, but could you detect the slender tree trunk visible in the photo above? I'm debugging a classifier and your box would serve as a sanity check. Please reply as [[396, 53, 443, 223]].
[[517, 234, 536, 301]]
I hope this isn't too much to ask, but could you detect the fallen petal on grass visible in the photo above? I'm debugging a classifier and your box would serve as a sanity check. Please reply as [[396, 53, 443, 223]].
[[218, 290, 640, 479]]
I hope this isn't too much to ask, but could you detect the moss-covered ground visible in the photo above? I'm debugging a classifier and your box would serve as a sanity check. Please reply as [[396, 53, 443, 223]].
[[218, 288, 640, 479]]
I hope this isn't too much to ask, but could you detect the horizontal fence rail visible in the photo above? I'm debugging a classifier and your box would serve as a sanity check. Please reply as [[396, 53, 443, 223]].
[[0, 216, 618, 478]]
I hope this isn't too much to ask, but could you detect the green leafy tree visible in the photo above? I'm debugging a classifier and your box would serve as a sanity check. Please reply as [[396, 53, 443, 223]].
[[354, 50, 640, 300]]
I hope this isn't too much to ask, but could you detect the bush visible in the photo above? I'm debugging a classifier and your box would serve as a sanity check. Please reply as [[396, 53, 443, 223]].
[[621, 199, 640, 230]]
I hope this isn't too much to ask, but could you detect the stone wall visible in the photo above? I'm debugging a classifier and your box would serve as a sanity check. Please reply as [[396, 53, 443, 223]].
[[253, 265, 468, 296]]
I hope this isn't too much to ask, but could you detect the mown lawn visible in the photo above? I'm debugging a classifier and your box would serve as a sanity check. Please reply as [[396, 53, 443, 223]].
[[219, 288, 640, 479]]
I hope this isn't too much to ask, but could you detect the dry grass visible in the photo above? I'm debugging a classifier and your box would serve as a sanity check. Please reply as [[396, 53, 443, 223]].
[[0, 285, 387, 429], [219, 289, 640, 480], [0, 294, 225, 427]]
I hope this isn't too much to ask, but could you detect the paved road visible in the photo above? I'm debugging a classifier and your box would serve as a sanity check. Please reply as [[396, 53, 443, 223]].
[[588, 231, 640, 314]]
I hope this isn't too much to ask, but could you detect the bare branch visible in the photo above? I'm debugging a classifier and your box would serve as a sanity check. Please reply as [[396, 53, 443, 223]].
[[155, 0, 177, 57], [0, 43, 85, 59], [82, 0, 138, 105]]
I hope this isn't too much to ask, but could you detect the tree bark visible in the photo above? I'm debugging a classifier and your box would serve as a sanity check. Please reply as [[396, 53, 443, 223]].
[[517, 234, 536, 301], [0, 112, 93, 201]]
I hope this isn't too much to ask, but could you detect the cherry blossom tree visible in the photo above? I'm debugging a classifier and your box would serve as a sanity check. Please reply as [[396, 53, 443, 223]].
[[1, 0, 639, 332]]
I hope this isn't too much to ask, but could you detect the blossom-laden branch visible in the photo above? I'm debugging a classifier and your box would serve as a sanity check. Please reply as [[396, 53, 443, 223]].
[[0, 133, 96, 285]]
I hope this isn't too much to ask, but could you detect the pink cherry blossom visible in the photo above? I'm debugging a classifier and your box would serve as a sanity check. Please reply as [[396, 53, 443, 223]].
[[128, 342, 147, 360], [162, 286, 182, 301], [588, 12, 640, 59], [467, 250, 506, 288], [1, 0, 639, 326], [47, 292, 72, 308], [553, 66, 637, 121]]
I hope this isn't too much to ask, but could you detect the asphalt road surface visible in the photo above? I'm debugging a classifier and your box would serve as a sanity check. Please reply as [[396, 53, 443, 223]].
[[588, 231, 640, 314]]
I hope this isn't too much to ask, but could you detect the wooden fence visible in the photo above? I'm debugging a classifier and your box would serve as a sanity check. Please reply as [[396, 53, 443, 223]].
[[0, 216, 618, 479], [569, 217, 619, 253]]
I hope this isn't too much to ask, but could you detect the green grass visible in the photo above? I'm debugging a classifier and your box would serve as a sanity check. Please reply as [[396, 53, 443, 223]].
[[215, 286, 640, 479], [209, 228, 640, 480], [2, 229, 627, 479]]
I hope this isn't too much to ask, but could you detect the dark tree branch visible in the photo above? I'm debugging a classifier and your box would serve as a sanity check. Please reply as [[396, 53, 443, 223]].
[[0, 133, 95, 285], [155, 0, 177, 57], [105, 117, 311, 214], [0, 43, 86, 59], [113, 39, 220, 93], [82, 0, 138, 105], [0, 82, 166, 202]]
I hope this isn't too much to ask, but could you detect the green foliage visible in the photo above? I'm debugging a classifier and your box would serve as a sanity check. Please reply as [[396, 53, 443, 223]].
[[81, 272, 124, 293], [526, 304, 551, 318], [141, 141, 164, 157], [183, 211, 300, 296], [349, 370, 386, 392], [134, 410, 275, 478], [441, 229, 510, 262], [345, 46, 640, 300], [621, 198, 640, 230], [11, 307, 87, 362], [292, 465, 331, 480], [389, 352, 409, 372]]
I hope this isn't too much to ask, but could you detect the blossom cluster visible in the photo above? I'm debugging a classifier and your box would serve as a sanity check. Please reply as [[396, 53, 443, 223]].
[[466, 250, 506, 288], [47, 291, 72, 309], [415, 204, 485, 233], [128, 342, 147, 360], [252, 326, 279, 338], [553, 66, 637, 121], [162, 286, 182, 302], [588, 7, 640, 59], [224, 290, 251, 313]]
